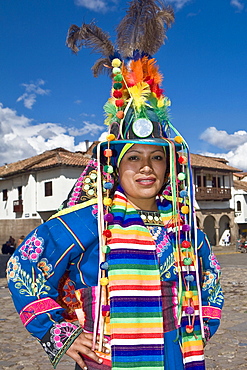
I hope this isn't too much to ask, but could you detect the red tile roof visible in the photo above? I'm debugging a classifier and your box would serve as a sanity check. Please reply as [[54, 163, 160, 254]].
[[0, 147, 92, 178], [190, 153, 242, 172], [234, 180, 247, 192]]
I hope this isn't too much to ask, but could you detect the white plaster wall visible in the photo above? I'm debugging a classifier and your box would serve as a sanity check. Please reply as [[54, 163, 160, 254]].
[[36, 167, 82, 212]]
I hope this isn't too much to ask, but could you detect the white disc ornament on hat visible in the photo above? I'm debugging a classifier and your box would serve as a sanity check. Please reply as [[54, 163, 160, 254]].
[[132, 118, 154, 138]]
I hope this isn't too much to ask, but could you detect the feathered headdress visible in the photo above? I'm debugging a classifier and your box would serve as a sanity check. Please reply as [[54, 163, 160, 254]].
[[67, 0, 175, 140]]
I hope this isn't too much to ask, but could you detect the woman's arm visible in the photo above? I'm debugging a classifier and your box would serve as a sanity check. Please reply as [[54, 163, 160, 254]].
[[197, 229, 224, 340]]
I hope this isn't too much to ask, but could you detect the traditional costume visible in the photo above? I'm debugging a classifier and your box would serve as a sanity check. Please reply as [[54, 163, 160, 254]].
[[7, 1, 224, 369]]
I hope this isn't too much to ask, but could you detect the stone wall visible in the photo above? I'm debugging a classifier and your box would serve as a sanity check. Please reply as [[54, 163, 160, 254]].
[[0, 219, 42, 247]]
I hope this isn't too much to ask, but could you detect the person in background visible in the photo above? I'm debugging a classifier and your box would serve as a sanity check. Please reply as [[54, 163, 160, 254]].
[[7, 1, 224, 369]]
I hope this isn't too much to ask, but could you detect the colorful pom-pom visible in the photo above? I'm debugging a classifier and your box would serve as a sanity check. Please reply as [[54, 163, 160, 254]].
[[106, 134, 116, 141], [100, 277, 109, 286], [181, 205, 189, 214], [100, 261, 109, 270], [111, 58, 121, 67], [112, 67, 121, 74], [103, 229, 112, 238], [175, 136, 183, 144], [183, 257, 192, 266], [113, 74, 123, 82], [178, 172, 186, 181], [104, 149, 112, 157], [178, 155, 188, 164], [182, 240, 191, 248], [180, 190, 188, 198], [115, 99, 124, 107], [182, 224, 191, 232], [104, 182, 113, 190], [116, 110, 124, 119], [104, 213, 114, 222], [103, 197, 113, 206], [113, 82, 122, 90], [102, 245, 110, 253], [186, 325, 194, 334], [185, 306, 194, 315], [113, 90, 123, 98], [104, 165, 114, 174], [185, 290, 193, 299]]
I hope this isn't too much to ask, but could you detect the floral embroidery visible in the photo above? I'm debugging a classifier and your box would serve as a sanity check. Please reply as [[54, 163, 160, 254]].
[[8, 265, 50, 297], [50, 322, 78, 349], [38, 258, 52, 277], [6, 255, 21, 281], [202, 270, 217, 290], [209, 253, 221, 273], [19, 231, 44, 262], [41, 322, 82, 367]]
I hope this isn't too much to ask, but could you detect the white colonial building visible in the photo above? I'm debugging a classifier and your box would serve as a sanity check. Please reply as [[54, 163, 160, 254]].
[[231, 172, 247, 237], [0, 147, 93, 246]]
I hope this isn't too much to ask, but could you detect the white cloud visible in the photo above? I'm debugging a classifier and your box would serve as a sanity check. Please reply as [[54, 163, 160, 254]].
[[74, 0, 119, 12], [0, 103, 104, 165], [166, 0, 192, 10], [200, 126, 247, 171], [17, 79, 50, 109], [68, 121, 104, 137], [230, 0, 245, 11]]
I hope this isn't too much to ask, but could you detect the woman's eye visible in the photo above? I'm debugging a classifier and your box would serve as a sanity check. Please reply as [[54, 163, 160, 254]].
[[153, 155, 164, 160], [128, 156, 139, 161]]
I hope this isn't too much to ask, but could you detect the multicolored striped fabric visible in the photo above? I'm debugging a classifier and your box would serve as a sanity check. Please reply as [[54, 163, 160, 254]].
[[107, 187, 205, 370], [108, 189, 164, 370]]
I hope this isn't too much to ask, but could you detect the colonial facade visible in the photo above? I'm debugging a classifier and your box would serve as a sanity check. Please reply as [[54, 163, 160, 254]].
[[191, 154, 242, 246], [231, 172, 247, 236], [0, 147, 93, 246], [0, 145, 243, 247]]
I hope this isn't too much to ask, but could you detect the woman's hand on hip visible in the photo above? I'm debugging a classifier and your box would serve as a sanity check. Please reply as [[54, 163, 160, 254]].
[[66, 331, 108, 369]]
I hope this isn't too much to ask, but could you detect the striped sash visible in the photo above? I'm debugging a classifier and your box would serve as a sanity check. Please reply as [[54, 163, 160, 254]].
[[108, 190, 164, 370]]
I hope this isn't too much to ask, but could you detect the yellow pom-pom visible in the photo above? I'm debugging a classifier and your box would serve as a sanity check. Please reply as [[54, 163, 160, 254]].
[[185, 291, 193, 299], [100, 277, 109, 286], [103, 198, 113, 206], [181, 205, 189, 214], [112, 58, 122, 67], [106, 134, 116, 141], [174, 136, 183, 144]]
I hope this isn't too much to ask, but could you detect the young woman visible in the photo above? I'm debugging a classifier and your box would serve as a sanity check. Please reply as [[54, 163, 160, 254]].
[[7, 1, 223, 369]]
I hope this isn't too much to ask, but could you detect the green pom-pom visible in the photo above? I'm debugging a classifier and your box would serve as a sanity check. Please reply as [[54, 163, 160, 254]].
[[114, 74, 123, 82], [113, 82, 122, 90]]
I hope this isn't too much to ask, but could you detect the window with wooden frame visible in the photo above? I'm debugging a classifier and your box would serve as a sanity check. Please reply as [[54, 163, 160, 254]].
[[44, 181, 53, 197]]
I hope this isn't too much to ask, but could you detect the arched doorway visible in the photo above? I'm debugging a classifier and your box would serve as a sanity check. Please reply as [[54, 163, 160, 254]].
[[196, 217, 200, 229], [219, 215, 230, 246], [203, 216, 216, 246]]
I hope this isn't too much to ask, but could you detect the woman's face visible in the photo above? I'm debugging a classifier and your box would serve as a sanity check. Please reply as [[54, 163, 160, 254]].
[[118, 144, 167, 210]]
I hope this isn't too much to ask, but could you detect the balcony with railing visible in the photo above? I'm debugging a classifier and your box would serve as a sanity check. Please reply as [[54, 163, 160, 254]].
[[13, 199, 23, 213], [195, 187, 231, 201]]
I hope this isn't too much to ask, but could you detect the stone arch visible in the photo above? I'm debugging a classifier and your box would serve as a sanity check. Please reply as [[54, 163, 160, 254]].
[[219, 215, 231, 245], [203, 215, 216, 246]]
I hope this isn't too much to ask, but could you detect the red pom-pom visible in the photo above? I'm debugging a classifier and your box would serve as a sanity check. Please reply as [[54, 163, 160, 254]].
[[115, 99, 124, 107], [103, 230, 112, 238], [113, 90, 122, 99], [178, 156, 187, 164], [182, 240, 191, 249]]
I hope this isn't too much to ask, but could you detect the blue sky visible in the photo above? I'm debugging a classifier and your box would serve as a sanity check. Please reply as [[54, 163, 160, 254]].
[[1, 0, 247, 170]]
